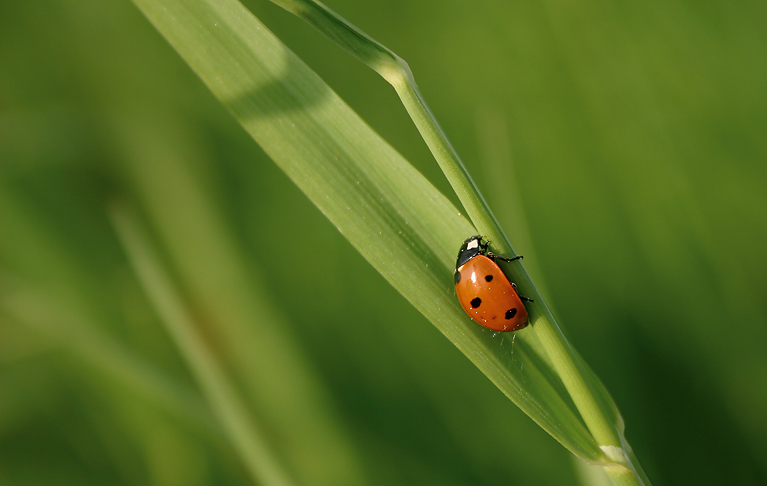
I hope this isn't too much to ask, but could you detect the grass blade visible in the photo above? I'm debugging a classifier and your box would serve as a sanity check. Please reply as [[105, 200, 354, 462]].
[[111, 205, 295, 486], [129, 0, 648, 479], [264, 2, 650, 483], [2, 289, 217, 434], [110, 110, 365, 486]]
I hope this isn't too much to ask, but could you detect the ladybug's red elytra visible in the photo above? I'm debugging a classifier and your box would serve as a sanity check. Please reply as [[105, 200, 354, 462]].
[[454, 235, 532, 332]]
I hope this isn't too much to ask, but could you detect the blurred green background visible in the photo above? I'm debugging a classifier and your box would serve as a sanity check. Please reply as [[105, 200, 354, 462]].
[[2, 0, 766, 484]]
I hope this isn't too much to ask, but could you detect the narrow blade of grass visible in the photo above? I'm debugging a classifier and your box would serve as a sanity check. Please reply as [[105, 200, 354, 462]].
[[111, 205, 295, 486], [129, 0, 630, 469], [110, 111, 365, 486], [262, 2, 650, 484], [1, 289, 218, 436]]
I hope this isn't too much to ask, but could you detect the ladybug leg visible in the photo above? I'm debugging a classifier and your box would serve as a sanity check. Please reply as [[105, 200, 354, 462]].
[[511, 282, 535, 302], [487, 252, 523, 263]]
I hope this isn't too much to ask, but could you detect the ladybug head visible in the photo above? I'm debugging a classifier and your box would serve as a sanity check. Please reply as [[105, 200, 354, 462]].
[[455, 235, 485, 268]]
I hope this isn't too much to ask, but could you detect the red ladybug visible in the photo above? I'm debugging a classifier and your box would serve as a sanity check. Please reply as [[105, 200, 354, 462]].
[[454, 235, 532, 332]]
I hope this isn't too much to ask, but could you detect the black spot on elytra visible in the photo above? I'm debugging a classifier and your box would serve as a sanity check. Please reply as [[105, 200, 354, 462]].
[[505, 308, 517, 319], [470, 297, 482, 308], [485, 275, 493, 282], [454, 271, 461, 285]]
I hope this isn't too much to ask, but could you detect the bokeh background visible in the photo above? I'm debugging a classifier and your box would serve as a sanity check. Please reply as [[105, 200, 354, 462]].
[[2, 0, 766, 484]]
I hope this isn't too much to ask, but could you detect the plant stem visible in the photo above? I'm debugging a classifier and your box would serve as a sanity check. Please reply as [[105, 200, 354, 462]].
[[267, 1, 650, 482]]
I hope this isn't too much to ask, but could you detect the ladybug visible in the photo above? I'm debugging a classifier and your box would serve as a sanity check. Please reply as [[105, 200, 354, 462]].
[[454, 235, 532, 332]]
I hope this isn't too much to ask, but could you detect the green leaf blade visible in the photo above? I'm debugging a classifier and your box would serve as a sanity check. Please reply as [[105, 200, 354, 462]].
[[131, 0, 609, 466]]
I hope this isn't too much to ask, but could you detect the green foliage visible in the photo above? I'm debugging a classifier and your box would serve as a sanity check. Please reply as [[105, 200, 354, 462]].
[[1, 0, 766, 485]]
